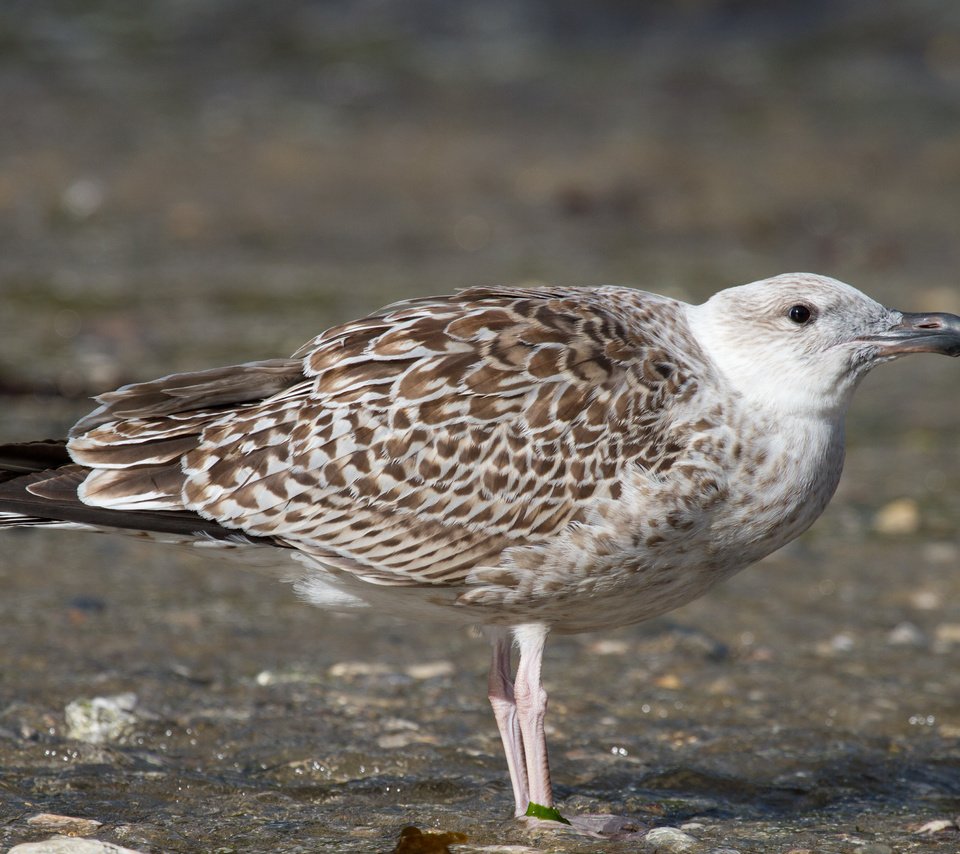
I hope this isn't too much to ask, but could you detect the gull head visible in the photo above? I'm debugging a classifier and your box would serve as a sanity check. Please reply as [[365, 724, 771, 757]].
[[686, 272, 960, 418]]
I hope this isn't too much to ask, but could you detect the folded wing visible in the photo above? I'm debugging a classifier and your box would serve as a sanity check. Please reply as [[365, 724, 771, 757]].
[[1, 286, 708, 587]]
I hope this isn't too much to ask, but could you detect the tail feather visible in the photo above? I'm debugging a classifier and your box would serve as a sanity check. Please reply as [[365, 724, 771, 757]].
[[0, 442, 279, 545], [0, 440, 71, 481], [1, 358, 308, 546]]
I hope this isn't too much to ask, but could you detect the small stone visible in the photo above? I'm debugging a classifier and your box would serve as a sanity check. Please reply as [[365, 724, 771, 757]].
[[9, 839, 146, 854], [872, 497, 921, 535], [404, 661, 455, 680], [254, 670, 275, 686], [382, 717, 421, 732], [887, 621, 926, 647], [64, 694, 138, 745], [832, 631, 854, 652], [934, 623, 960, 650], [328, 661, 393, 678], [858, 844, 893, 854], [915, 818, 958, 834], [588, 638, 630, 655], [60, 178, 104, 220], [254, 667, 323, 685], [815, 632, 855, 656], [910, 589, 943, 610], [645, 826, 700, 852], [445, 845, 541, 853], [26, 814, 102, 836]]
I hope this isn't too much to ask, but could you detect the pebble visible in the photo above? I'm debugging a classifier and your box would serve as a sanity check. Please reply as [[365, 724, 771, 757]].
[[815, 632, 855, 656], [26, 814, 102, 836], [405, 661, 455, 680], [64, 694, 138, 745], [916, 818, 959, 834], [382, 717, 421, 731], [654, 673, 682, 689], [872, 498, 921, 535], [858, 844, 893, 854], [645, 826, 700, 852], [886, 621, 926, 647], [454, 846, 543, 853], [587, 638, 630, 655], [60, 178, 105, 220], [934, 623, 960, 651], [9, 839, 146, 854], [910, 589, 942, 610], [254, 667, 324, 685]]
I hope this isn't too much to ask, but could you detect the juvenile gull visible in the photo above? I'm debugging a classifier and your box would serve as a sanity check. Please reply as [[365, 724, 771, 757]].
[[1, 272, 959, 827]]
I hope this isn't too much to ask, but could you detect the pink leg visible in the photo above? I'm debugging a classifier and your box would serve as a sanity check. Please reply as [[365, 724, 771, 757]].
[[512, 623, 554, 810], [491, 625, 640, 836], [486, 628, 529, 815]]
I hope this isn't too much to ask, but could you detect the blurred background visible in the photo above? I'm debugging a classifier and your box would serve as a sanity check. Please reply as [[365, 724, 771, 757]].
[[1, 2, 960, 852], [1, 0, 959, 390]]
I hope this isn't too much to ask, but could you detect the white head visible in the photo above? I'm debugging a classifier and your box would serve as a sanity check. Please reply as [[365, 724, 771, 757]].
[[686, 272, 960, 418]]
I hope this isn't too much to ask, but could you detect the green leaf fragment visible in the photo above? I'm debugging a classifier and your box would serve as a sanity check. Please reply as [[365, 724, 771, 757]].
[[524, 802, 571, 824]]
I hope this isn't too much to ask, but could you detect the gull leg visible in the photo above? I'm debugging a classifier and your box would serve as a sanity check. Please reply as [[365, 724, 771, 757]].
[[512, 622, 557, 814], [486, 627, 528, 815], [511, 623, 641, 837]]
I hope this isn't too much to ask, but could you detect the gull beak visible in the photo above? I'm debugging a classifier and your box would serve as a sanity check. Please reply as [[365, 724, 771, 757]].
[[862, 311, 960, 357]]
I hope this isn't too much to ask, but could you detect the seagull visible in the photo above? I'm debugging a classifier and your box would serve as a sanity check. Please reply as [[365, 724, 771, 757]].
[[1, 273, 958, 828]]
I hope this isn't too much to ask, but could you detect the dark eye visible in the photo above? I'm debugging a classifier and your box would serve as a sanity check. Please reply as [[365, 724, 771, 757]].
[[787, 304, 813, 325]]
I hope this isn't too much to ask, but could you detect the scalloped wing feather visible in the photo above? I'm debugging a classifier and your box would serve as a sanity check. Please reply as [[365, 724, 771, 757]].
[[174, 287, 709, 585], [11, 287, 713, 591]]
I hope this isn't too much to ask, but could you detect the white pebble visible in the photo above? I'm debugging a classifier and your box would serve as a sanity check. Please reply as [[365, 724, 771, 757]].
[[9, 838, 146, 854], [60, 178, 104, 220], [645, 826, 700, 852], [872, 498, 921, 535], [64, 694, 138, 745], [405, 661, 455, 679], [887, 621, 926, 647], [328, 661, 393, 678], [26, 814, 102, 835]]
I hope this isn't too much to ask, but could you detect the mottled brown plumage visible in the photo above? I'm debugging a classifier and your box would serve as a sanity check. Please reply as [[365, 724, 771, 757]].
[[38, 285, 724, 612], [3, 273, 959, 828]]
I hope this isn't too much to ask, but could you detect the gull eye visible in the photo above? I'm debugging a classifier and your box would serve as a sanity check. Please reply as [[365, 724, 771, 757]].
[[787, 304, 813, 325]]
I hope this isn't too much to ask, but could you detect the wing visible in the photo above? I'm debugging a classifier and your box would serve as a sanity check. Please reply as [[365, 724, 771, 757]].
[[53, 286, 709, 587]]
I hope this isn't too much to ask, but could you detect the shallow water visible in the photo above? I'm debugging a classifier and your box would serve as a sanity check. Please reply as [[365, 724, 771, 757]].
[[2, 3, 960, 852]]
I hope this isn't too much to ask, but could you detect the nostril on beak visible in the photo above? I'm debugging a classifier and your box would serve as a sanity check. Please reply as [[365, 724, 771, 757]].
[[917, 320, 942, 329]]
